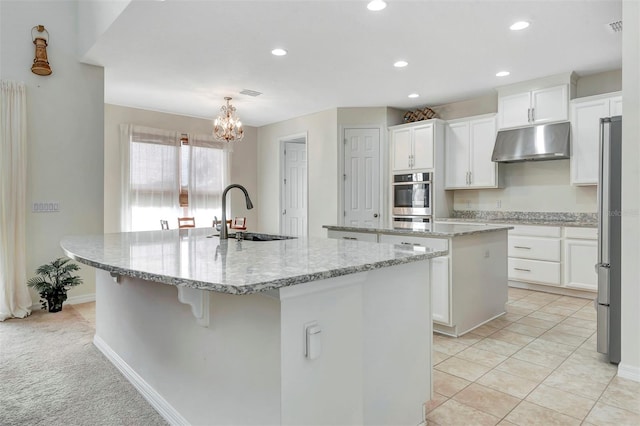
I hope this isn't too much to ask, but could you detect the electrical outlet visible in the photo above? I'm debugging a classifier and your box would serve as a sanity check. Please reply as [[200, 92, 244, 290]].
[[484, 250, 490, 258], [466, 200, 471, 209], [32, 201, 60, 213], [496, 200, 502, 209]]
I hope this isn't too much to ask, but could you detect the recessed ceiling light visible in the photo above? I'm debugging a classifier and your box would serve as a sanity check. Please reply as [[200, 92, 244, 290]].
[[510, 21, 530, 31], [394, 60, 408, 68], [367, 1, 387, 11], [408, 93, 419, 98], [271, 48, 287, 56], [496, 71, 510, 77]]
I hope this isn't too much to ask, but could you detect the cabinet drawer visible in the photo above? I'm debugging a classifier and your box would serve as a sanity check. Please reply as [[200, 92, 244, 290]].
[[508, 258, 561, 285], [327, 230, 378, 243], [379, 234, 449, 251], [564, 227, 597, 240], [508, 236, 561, 262], [509, 225, 561, 237]]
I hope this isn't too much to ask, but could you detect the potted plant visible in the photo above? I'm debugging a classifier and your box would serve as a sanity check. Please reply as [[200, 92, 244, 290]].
[[27, 257, 83, 312]]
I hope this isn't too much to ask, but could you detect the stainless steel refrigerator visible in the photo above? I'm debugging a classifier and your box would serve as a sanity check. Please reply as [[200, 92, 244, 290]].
[[596, 115, 622, 364]]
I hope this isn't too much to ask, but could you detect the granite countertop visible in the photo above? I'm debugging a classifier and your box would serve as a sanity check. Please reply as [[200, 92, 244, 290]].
[[323, 223, 513, 237], [435, 217, 598, 228], [60, 228, 447, 295]]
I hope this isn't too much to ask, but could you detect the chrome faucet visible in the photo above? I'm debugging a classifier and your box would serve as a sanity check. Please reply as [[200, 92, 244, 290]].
[[220, 184, 254, 240]]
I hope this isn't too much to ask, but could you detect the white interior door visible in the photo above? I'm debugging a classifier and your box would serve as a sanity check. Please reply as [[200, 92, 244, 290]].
[[344, 128, 381, 228], [281, 141, 307, 236]]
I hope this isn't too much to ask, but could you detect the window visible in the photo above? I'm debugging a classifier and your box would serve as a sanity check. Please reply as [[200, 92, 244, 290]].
[[120, 125, 228, 231]]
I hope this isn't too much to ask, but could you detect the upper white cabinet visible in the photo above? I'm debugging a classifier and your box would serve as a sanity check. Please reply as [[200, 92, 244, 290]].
[[445, 114, 499, 189], [498, 85, 569, 129], [570, 92, 622, 185], [390, 121, 438, 172]]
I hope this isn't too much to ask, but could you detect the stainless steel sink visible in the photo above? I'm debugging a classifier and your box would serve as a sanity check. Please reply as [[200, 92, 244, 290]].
[[229, 232, 296, 241]]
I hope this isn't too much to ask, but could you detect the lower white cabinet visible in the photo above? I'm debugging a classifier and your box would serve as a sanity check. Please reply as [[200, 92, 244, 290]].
[[564, 227, 598, 291], [430, 256, 450, 324], [508, 225, 597, 293], [329, 228, 508, 337]]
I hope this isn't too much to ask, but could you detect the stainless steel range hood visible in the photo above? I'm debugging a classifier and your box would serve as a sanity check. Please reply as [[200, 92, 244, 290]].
[[491, 122, 571, 163]]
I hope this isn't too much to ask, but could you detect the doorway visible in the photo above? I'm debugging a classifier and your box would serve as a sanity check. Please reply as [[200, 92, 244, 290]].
[[280, 134, 308, 237], [343, 127, 382, 228]]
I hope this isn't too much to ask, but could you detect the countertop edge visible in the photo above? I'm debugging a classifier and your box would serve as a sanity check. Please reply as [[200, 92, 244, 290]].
[[434, 217, 598, 228], [323, 224, 513, 237], [62, 241, 447, 295]]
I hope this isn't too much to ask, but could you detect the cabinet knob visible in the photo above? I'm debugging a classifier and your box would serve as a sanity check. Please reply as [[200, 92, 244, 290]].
[[373, 213, 379, 218]]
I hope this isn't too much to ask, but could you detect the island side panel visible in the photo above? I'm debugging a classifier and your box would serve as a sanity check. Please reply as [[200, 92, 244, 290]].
[[277, 261, 432, 426], [451, 230, 508, 335], [94, 271, 282, 426], [362, 260, 432, 425]]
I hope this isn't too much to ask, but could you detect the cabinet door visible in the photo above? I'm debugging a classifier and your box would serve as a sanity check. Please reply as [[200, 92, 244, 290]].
[[570, 98, 609, 185], [532, 85, 568, 124], [445, 122, 470, 188], [498, 91, 531, 129], [564, 239, 597, 291], [412, 124, 434, 170], [431, 256, 450, 324], [610, 96, 623, 116], [391, 128, 412, 171], [469, 117, 497, 188]]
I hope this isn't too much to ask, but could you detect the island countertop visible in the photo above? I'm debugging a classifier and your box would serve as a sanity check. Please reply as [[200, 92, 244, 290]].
[[323, 223, 513, 238], [60, 228, 447, 295]]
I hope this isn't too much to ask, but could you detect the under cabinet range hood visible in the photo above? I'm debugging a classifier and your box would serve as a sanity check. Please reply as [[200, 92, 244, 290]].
[[491, 122, 571, 163]]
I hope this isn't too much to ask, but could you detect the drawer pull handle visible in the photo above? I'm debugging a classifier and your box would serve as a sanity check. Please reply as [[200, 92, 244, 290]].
[[514, 267, 531, 272], [342, 236, 357, 240], [513, 246, 531, 249], [401, 242, 421, 246]]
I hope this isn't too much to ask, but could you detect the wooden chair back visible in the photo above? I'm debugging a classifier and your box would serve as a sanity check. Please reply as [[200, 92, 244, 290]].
[[230, 217, 247, 230], [178, 217, 196, 229]]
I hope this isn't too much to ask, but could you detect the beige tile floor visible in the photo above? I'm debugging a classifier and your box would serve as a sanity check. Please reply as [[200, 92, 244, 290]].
[[428, 288, 640, 426], [69, 290, 640, 425]]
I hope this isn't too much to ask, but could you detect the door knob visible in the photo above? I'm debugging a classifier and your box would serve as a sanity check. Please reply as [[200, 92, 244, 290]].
[[373, 213, 379, 218]]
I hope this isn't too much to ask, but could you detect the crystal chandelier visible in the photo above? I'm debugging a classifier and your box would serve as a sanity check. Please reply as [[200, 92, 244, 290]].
[[213, 97, 244, 142]]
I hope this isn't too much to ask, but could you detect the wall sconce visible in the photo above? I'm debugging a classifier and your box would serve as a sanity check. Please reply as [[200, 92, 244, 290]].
[[31, 25, 52, 76]]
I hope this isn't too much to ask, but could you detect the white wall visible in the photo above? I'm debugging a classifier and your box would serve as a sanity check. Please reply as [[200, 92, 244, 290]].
[[257, 109, 338, 237], [0, 0, 104, 303], [453, 161, 598, 213], [620, 0, 640, 382], [76, 0, 130, 59], [104, 104, 258, 233]]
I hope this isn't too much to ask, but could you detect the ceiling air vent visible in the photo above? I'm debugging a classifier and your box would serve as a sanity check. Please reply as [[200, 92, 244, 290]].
[[240, 89, 262, 97], [608, 20, 622, 33]]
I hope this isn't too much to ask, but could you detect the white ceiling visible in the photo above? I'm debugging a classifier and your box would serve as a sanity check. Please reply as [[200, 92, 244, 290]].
[[84, 0, 623, 127]]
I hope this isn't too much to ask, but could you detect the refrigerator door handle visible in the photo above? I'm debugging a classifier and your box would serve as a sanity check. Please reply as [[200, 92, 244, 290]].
[[597, 264, 610, 305], [598, 118, 611, 265], [597, 304, 609, 355]]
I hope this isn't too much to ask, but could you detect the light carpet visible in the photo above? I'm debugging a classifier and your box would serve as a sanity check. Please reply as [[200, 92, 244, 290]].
[[0, 306, 167, 426]]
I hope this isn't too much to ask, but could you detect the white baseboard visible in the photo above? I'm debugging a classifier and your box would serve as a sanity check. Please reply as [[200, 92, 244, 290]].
[[617, 363, 640, 382], [67, 293, 96, 305], [93, 335, 189, 426]]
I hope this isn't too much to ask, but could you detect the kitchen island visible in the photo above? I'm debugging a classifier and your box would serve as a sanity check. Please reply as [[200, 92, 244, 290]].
[[324, 223, 512, 337], [61, 228, 447, 426]]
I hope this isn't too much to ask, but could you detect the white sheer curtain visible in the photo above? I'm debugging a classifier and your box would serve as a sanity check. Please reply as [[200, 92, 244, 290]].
[[0, 81, 32, 321], [120, 125, 181, 231], [188, 134, 230, 228]]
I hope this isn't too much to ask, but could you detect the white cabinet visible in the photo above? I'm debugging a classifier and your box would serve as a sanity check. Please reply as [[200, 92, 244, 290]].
[[508, 224, 598, 294], [570, 92, 623, 185], [445, 115, 499, 189], [508, 225, 562, 286], [498, 85, 569, 129], [329, 227, 508, 337], [563, 227, 597, 292], [430, 256, 450, 324], [390, 122, 435, 172]]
